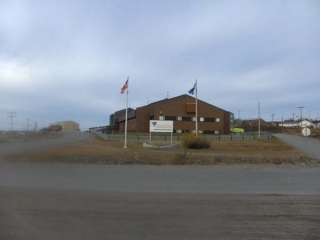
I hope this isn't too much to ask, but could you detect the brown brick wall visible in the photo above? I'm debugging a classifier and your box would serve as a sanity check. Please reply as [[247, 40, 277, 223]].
[[130, 95, 230, 134]]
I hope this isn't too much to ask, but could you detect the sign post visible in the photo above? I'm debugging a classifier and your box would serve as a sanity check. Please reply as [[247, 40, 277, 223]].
[[149, 120, 174, 144], [301, 127, 311, 156], [301, 127, 311, 137]]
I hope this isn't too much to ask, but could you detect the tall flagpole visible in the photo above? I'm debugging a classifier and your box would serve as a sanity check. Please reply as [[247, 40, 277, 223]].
[[195, 79, 198, 137], [124, 77, 129, 148]]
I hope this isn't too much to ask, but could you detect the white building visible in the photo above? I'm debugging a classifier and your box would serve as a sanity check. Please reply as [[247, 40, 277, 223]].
[[279, 120, 316, 128]]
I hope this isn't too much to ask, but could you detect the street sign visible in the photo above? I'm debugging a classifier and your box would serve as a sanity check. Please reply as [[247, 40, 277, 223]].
[[149, 120, 173, 133], [301, 127, 311, 137]]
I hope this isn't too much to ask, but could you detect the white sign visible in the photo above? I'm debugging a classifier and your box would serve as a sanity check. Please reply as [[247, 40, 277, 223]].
[[149, 120, 173, 133], [302, 127, 311, 137]]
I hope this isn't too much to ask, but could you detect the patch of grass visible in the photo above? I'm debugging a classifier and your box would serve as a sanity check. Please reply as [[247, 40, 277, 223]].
[[181, 133, 210, 149], [172, 149, 192, 165]]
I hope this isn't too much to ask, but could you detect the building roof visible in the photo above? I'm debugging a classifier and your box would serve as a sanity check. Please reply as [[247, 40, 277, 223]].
[[242, 118, 267, 124], [138, 94, 229, 112]]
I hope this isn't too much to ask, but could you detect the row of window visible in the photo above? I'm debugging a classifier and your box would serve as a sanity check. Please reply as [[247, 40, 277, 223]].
[[174, 130, 220, 134], [120, 116, 221, 123], [162, 116, 220, 122]]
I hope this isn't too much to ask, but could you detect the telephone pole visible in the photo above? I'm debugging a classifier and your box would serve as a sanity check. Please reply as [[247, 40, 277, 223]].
[[297, 107, 304, 121], [258, 103, 261, 141], [271, 113, 274, 123], [27, 118, 30, 131], [237, 109, 241, 125], [7, 112, 16, 134]]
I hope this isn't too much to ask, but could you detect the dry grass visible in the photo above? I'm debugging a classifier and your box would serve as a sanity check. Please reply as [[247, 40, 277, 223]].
[[3, 135, 312, 165]]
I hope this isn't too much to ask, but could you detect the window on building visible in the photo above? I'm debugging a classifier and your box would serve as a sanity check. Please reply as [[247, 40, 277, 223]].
[[182, 117, 191, 121], [200, 117, 204, 122], [165, 116, 176, 121], [192, 117, 197, 121], [198, 130, 203, 134], [215, 130, 219, 134], [215, 118, 220, 122], [176, 116, 182, 121], [204, 118, 216, 122], [176, 129, 182, 133]]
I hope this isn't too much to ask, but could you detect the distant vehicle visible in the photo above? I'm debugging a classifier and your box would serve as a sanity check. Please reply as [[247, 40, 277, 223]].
[[230, 128, 244, 133]]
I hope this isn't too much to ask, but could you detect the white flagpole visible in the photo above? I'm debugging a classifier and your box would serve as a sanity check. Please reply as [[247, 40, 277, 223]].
[[124, 77, 129, 148], [195, 79, 198, 137]]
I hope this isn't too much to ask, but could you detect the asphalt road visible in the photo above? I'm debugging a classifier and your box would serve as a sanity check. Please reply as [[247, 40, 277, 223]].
[[1, 164, 320, 240], [274, 133, 320, 160], [1, 133, 320, 239]]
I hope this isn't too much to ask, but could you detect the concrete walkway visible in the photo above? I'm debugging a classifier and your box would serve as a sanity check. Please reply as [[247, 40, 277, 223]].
[[273, 133, 320, 160]]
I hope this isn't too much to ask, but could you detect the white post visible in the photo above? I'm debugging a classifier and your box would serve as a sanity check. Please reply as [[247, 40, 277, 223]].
[[123, 78, 129, 148], [258, 102, 260, 141], [195, 79, 198, 137]]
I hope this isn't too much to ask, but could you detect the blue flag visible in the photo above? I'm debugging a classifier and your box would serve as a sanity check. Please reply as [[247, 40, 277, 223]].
[[188, 83, 196, 95]]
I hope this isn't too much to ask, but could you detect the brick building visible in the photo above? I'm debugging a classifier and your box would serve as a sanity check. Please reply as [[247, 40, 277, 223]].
[[241, 118, 268, 131], [111, 94, 230, 134]]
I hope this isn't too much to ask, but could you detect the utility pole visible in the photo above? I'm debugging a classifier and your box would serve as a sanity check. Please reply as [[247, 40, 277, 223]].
[[237, 110, 241, 125], [309, 110, 311, 120], [297, 107, 304, 121], [7, 112, 16, 134], [271, 113, 274, 123], [258, 103, 260, 141], [27, 118, 30, 131], [293, 113, 295, 121]]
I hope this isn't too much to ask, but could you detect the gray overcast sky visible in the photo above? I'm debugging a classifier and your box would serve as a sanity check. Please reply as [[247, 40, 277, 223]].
[[1, 0, 319, 131]]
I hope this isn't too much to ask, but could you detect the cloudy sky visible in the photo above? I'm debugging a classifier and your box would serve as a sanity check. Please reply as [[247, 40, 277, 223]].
[[1, 0, 319, 131]]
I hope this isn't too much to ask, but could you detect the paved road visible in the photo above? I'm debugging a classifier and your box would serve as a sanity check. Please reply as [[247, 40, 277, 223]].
[[1, 164, 320, 239], [1, 164, 320, 194], [0, 132, 91, 156], [274, 133, 320, 160]]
